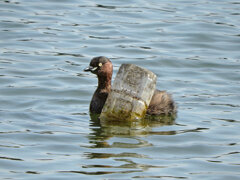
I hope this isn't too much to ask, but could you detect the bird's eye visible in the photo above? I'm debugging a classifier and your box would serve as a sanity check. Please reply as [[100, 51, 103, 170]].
[[98, 63, 102, 67]]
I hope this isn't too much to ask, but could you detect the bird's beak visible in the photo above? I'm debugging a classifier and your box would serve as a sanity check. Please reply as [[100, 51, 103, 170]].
[[84, 66, 97, 72]]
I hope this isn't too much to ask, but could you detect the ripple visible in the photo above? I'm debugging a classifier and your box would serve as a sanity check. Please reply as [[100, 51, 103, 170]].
[[0, 156, 24, 161]]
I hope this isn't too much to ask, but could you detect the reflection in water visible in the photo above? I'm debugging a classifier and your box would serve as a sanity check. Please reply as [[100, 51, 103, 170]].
[[81, 114, 176, 174], [88, 113, 176, 147]]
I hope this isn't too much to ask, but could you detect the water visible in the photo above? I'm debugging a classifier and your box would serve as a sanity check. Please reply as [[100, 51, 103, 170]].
[[0, 0, 240, 179]]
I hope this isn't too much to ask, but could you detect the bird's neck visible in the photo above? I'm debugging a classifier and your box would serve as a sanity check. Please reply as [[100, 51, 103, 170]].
[[97, 74, 112, 92]]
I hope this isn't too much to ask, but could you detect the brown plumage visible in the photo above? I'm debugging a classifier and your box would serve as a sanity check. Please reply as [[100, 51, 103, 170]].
[[84, 56, 177, 115], [147, 90, 176, 115]]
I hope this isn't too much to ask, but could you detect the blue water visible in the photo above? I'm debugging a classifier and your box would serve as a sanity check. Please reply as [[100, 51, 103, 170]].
[[0, 0, 240, 179]]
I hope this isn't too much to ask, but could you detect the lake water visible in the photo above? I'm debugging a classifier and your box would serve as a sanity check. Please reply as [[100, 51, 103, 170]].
[[0, 0, 240, 179]]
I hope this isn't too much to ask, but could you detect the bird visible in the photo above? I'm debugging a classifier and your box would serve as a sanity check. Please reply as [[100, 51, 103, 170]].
[[84, 56, 177, 116]]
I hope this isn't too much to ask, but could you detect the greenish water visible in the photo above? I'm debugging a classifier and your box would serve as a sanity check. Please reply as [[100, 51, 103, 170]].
[[0, 0, 240, 179]]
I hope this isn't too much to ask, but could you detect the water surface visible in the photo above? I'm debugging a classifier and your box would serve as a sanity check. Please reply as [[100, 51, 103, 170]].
[[0, 0, 240, 179]]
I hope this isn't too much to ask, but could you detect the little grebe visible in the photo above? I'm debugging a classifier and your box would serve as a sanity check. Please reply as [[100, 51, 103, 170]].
[[84, 56, 177, 115]]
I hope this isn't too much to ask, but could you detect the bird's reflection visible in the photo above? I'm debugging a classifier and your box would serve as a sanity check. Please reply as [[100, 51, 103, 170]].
[[88, 113, 176, 148], [79, 114, 177, 175]]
